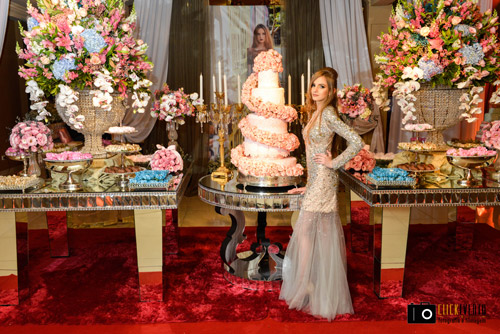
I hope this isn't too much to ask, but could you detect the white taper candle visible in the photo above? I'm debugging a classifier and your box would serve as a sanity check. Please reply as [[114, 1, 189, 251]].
[[223, 74, 227, 106], [218, 61, 222, 92], [237, 74, 241, 104], [199, 73, 203, 101], [301, 74, 305, 106], [288, 74, 291, 105]]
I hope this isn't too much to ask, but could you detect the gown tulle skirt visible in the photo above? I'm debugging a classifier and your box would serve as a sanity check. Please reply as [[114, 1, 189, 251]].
[[279, 209, 354, 320]]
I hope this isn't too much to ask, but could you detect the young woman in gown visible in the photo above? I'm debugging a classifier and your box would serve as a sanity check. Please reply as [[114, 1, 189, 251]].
[[247, 24, 273, 75], [279, 67, 363, 320]]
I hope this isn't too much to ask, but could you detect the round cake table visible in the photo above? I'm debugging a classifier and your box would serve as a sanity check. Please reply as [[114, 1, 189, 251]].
[[198, 173, 303, 291]]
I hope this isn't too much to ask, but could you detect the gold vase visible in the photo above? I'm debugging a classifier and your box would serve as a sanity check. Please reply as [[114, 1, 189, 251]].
[[56, 89, 126, 155], [410, 85, 467, 146]]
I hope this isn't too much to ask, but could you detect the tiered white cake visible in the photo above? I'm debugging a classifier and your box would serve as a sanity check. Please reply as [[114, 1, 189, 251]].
[[231, 50, 303, 182]]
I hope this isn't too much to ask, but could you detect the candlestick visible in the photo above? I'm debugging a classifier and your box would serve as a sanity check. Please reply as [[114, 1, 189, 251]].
[[301, 74, 305, 105], [307, 58, 311, 89], [199, 73, 203, 101], [223, 75, 228, 106], [218, 61, 222, 92], [212, 75, 216, 102], [237, 74, 241, 104], [288, 74, 291, 105]]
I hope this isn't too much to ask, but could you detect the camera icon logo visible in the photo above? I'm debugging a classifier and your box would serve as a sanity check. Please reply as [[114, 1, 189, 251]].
[[407, 302, 436, 324]]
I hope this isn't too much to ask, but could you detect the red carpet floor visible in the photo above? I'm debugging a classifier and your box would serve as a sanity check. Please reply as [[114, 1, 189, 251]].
[[1, 206, 500, 325]]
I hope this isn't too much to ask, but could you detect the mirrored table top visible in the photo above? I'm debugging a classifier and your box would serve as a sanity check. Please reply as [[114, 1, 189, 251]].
[[0, 172, 188, 212], [339, 168, 500, 207], [198, 173, 303, 212]]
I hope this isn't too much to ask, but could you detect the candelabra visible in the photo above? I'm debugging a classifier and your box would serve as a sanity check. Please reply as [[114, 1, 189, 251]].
[[195, 92, 245, 189]]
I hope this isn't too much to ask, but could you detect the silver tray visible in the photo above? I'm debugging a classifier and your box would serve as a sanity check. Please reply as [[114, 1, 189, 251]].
[[0, 177, 43, 191], [237, 173, 301, 187], [128, 180, 172, 189], [366, 174, 416, 189]]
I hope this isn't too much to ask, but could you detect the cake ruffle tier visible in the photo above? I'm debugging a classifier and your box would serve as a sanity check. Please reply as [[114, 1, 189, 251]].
[[241, 73, 297, 122], [238, 116, 300, 151], [231, 145, 304, 177]]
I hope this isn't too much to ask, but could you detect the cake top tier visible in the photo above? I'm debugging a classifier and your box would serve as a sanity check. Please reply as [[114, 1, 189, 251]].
[[253, 49, 283, 73]]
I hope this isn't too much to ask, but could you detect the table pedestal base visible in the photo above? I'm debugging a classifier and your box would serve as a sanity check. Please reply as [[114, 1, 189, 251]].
[[217, 208, 283, 291]]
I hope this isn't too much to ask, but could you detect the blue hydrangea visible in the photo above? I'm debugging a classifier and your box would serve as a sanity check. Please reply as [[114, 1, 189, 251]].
[[81, 29, 107, 53], [27, 17, 39, 31], [417, 58, 443, 81], [459, 43, 484, 65], [53, 57, 76, 80], [412, 33, 428, 47], [454, 24, 472, 37]]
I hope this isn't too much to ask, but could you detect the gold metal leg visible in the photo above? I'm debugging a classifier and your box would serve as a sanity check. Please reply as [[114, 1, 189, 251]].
[[373, 207, 411, 298], [0, 212, 27, 305], [134, 209, 165, 302]]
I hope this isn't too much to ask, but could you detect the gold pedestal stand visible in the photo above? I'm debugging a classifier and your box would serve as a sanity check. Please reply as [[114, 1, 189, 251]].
[[195, 92, 245, 190]]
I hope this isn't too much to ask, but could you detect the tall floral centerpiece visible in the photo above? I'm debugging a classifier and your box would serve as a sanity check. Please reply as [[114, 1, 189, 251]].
[[150, 84, 203, 148], [17, 0, 153, 154], [372, 0, 500, 145]]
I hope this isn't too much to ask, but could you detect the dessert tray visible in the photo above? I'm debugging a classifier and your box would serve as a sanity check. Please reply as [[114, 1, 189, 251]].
[[0, 175, 41, 190], [365, 174, 416, 188], [105, 144, 142, 154]]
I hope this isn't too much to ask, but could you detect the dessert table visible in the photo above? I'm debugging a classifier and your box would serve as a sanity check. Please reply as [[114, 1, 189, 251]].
[[338, 168, 500, 299], [0, 167, 190, 306], [198, 173, 303, 291]]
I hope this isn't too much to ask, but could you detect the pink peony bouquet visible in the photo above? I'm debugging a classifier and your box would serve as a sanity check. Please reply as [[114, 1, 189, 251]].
[[344, 145, 376, 182], [481, 120, 500, 150], [338, 84, 373, 120], [9, 121, 54, 154], [151, 145, 183, 172], [150, 84, 203, 124]]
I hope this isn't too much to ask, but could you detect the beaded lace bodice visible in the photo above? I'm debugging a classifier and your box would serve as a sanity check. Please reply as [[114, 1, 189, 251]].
[[301, 106, 363, 213]]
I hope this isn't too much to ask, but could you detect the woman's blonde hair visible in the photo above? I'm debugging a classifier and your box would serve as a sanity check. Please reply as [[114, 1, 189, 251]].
[[251, 24, 273, 50], [302, 67, 339, 144]]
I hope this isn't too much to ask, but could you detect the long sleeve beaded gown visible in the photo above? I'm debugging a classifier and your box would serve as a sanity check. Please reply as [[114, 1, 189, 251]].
[[279, 106, 363, 320]]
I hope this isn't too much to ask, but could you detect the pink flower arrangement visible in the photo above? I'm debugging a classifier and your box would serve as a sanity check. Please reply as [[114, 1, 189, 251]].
[[446, 146, 496, 157], [238, 117, 300, 151], [344, 145, 376, 181], [252, 49, 283, 73], [9, 121, 54, 154], [481, 120, 500, 150], [241, 72, 297, 122], [231, 145, 304, 177], [338, 84, 373, 120], [150, 84, 202, 123], [151, 145, 183, 172], [373, 0, 500, 124], [17, 0, 154, 126]]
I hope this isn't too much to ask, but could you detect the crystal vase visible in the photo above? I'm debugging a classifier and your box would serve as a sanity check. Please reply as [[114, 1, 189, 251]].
[[56, 89, 126, 155], [166, 121, 179, 149], [27, 152, 41, 177], [410, 85, 467, 146]]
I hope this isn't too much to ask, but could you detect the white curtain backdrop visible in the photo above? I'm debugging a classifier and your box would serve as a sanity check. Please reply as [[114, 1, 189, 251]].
[[0, 0, 9, 60], [319, 0, 384, 152], [123, 0, 173, 143], [209, 6, 268, 106]]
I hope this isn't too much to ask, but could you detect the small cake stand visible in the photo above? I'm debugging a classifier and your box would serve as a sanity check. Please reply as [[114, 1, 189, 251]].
[[446, 154, 497, 187], [44, 158, 93, 191]]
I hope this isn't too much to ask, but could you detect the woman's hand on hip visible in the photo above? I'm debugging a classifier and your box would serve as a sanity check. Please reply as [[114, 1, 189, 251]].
[[313, 151, 333, 168], [288, 186, 306, 194]]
